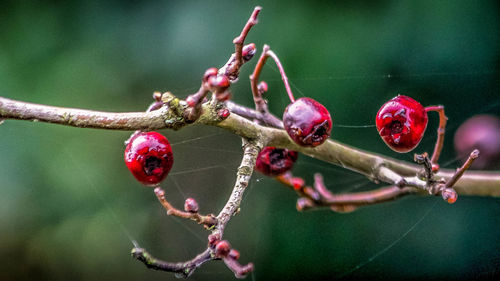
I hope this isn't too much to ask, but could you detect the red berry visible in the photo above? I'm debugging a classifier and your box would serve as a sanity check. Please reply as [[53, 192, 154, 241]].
[[376, 95, 428, 153], [242, 43, 256, 62], [203, 67, 218, 83], [215, 240, 231, 258], [184, 198, 199, 213], [255, 147, 298, 176], [283, 97, 332, 147], [454, 114, 500, 169], [124, 132, 173, 186]]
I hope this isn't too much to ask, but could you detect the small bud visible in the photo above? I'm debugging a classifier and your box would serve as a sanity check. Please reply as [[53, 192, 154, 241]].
[[186, 96, 197, 107], [208, 75, 230, 92], [203, 67, 219, 83], [184, 198, 199, 213], [242, 43, 256, 62], [208, 234, 220, 247], [152, 92, 162, 102], [291, 177, 304, 190], [228, 249, 240, 260], [442, 188, 458, 204], [215, 240, 231, 258], [218, 108, 230, 119], [257, 81, 268, 94]]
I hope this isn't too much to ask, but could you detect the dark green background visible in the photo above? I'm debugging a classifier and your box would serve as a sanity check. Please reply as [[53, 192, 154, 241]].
[[1, 1, 499, 280]]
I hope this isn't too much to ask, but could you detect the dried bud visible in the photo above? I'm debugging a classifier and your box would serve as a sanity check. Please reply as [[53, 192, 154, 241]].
[[152, 92, 162, 102], [208, 75, 230, 92], [203, 67, 219, 83], [228, 249, 240, 260], [291, 177, 304, 190], [184, 197, 199, 213], [215, 91, 232, 102], [257, 81, 268, 94], [242, 43, 256, 62], [215, 240, 231, 258], [441, 188, 458, 204]]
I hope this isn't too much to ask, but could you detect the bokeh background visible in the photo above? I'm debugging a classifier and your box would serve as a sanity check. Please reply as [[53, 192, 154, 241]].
[[1, 1, 499, 280]]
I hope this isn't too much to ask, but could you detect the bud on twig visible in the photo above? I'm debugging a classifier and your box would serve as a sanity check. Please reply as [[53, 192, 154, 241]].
[[184, 197, 199, 213]]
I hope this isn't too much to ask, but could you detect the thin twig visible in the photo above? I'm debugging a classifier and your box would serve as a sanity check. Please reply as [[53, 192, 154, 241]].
[[154, 187, 217, 228], [131, 247, 212, 278], [446, 149, 480, 188]]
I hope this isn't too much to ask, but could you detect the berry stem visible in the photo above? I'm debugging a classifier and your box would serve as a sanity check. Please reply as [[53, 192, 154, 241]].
[[154, 187, 217, 228], [250, 45, 295, 114], [425, 105, 448, 171]]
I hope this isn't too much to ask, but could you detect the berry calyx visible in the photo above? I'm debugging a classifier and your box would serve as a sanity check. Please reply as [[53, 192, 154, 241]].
[[255, 147, 298, 176], [283, 97, 332, 147], [124, 132, 174, 186], [375, 95, 428, 153], [215, 240, 231, 258]]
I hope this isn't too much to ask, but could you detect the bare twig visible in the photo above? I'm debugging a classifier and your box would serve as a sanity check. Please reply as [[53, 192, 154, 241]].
[[154, 187, 217, 229], [131, 247, 211, 278], [446, 149, 480, 188]]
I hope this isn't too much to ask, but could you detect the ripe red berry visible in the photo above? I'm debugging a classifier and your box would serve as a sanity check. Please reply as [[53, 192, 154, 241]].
[[375, 95, 428, 153], [283, 97, 332, 147], [124, 132, 173, 186], [215, 240, 231, 258], [255, 147, 298, 176]]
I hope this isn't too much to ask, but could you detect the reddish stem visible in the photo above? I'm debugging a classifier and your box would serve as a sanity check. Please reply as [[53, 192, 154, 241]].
[[250, 45, 295, 114], [425, 105, 447, 171], [232, 6, 262, 70]]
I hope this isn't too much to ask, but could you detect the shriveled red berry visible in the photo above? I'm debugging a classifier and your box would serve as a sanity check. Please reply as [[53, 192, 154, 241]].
[[215, 240, 231, 258], [184, 198, 199, 213], [376, 95, 428, 153], [242, 43, 256, 62], [124, 132, 173, 186], [454, 114, 500, 169], [255, 147, 298, 176], [283, 97, 332, 147]]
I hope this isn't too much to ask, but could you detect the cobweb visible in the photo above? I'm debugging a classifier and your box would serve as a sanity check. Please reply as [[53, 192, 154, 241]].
[[1, 70, 499, 281]]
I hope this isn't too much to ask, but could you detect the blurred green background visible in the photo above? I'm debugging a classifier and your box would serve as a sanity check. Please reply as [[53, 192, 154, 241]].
[[1, 1, 499, 280]]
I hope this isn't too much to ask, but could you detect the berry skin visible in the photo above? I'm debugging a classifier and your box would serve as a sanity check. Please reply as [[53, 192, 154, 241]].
[[215, 240, 231, 258], [283, 97, 332, 147], [255, 147, 298, 176], [376, 95, 428, 153], [124, 132, 173, 186]]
